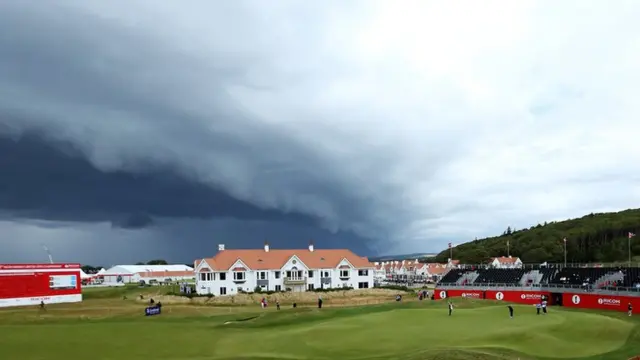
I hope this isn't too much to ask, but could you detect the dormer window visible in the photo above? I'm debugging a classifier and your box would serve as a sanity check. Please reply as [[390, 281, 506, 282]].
[[339, 269, 350, 278]]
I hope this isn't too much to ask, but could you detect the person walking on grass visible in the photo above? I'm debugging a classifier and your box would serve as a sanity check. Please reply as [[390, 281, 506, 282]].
[[629, 303, 633, 317], [508, 305, 514, 319], [448, 301, 454, 316]]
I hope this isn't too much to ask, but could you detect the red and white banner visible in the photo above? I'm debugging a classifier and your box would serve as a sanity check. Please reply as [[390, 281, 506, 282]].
[[0, 264, 82, 308], [563, 293, 640, 312], [434, 288, 639, 313], [433, 289, 550, 305], [485, 290, 550, 304], [434, 289, 484, 300]]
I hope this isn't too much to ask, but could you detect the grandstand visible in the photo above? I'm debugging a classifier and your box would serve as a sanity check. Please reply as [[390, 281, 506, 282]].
[[436, 263, 640, 294]]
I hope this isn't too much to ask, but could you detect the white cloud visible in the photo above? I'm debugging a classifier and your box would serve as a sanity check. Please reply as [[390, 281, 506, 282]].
[[2, 0, 640, 254]]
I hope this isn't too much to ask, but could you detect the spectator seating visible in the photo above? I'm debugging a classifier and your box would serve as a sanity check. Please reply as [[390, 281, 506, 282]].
[[473, 268, 526, 284], [538, 268, 557, 284], [438, 270, 470, 284], [549, 267, 618, 286], [621, 267, 640, 288]]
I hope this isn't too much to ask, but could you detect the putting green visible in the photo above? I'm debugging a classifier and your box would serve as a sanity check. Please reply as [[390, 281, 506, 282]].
[[0, 300, 638, 360]]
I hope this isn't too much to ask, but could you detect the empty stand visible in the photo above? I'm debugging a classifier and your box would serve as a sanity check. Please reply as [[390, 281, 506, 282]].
[[473, 269, 526, 285], [438, 270, 471, 285], [549, 267, 618, 286], [621, 268, 640, 288]]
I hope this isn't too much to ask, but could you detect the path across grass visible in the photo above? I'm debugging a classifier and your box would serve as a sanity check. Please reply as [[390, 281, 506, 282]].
[[0, 296, 638, 359]]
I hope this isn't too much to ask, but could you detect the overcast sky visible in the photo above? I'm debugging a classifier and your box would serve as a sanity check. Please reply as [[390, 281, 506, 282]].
[[1, 1, 640, 265]]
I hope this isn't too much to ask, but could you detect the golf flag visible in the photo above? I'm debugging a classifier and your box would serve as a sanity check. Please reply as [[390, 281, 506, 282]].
[[630, 232, 636, 239], [448, 242, 452, 249], [563, 238, 567, 243]]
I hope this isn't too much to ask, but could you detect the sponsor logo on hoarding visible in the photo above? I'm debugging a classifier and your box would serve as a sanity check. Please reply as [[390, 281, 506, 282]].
[[520, 293, 542, 300], [597, 298, 620, 305], [495, 292, 504, 300], [461, 292, 480, 298], [145, 306, 161, 316], [439, 291, 446, 299], [572, 295, 581, 304]]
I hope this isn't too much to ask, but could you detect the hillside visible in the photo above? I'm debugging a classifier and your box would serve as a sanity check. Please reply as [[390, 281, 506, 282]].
[[434, 208, 640, 264]]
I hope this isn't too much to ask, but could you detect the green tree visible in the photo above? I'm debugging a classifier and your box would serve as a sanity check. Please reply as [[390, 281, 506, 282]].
[[435, 208, 640, 263]]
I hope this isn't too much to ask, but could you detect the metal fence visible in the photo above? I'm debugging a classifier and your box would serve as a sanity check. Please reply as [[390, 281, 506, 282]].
[[452, 262, 640, 269]]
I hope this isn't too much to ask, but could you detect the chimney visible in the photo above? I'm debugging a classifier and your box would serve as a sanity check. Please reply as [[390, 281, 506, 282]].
[[264, 241, 269, 252], [218, 244, 225, 251], [308, 240, 314, 252]]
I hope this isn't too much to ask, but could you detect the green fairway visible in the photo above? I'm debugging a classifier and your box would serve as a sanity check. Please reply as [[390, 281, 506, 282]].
[[0, 296, 639, 360]]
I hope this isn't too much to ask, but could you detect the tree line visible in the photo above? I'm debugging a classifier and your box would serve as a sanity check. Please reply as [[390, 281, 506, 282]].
[[432, 208, 640, 264]]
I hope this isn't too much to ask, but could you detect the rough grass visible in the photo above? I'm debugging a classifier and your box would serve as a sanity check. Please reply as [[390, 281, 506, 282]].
[[0, 288, 639, 360]]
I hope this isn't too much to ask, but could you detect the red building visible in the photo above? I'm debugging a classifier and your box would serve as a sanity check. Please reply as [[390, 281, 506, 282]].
[[0, 263, 82, 308]]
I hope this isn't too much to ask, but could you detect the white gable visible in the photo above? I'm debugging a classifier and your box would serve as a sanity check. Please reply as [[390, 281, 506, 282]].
[[228, 259, 250, 271], [197, 260, 214, 272], [337, 258, 354, 269], [281, 255, 309, 271]]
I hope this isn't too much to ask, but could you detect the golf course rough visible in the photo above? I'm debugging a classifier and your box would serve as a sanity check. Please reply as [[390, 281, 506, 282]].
[[0, 295, 639, 360]]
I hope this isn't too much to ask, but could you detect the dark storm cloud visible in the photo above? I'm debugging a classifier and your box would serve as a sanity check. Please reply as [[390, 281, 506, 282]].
[[0, 132, 315, 228], [0, 2, 407, 250]]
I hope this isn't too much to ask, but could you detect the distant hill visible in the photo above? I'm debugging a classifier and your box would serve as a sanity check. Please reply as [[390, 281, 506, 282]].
[[434, 208, 640, 264], [369, 253, 438, 262]]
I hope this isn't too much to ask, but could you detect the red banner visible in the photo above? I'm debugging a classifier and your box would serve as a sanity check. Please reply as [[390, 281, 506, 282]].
[[485, 290, 551, 304], [434, 289, 484, 300], [433, 289, 550, 304], [563, 293, 640, 312]]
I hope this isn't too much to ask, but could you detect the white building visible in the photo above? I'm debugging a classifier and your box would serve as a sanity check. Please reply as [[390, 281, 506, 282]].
[[101, 264, 194, 285], [488, 256, 523, 269], [194, 242, 375, 296]]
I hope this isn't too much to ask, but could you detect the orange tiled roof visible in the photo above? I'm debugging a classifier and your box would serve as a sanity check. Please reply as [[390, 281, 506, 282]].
[[491, 256, 519, 264], [199, 248, 373, 271]]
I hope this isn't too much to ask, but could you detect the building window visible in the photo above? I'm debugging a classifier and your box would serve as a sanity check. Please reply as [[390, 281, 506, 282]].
[[208, 273, 214, 281], [275, 285, 282, 292], [308, 284, 315, 290], [259, 271, 267, 280], [358, 269, 369, 276], [274, 271, 281, 279], [286, 270, 303, 280], [233, 272, 245, 281], [340, 270, 349, 278], [308, 270, 314, 278], [219, 273, 226, 281], [358, 282, 369, 289], [220, 287, 227, 295], [322, 271, 329, 278], [200, 273, 206, 281]]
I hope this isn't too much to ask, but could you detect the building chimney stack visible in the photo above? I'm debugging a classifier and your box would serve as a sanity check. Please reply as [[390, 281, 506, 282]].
[[308, 240, 314, 252], [218, 244, 225, 251], [264, 241, 269, 252]]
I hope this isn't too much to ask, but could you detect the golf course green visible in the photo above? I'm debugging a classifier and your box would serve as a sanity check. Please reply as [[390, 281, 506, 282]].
[[0, 288, 639, 359]]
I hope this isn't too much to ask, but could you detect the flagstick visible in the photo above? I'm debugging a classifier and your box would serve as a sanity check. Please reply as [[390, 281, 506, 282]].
[[563, 238, 567, 267], [629, 234, 632, 267], [507, 241, 510, 257]]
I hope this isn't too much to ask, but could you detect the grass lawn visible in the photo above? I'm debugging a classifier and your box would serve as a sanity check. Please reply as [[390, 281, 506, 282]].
[[0, 290, 639, 360]]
